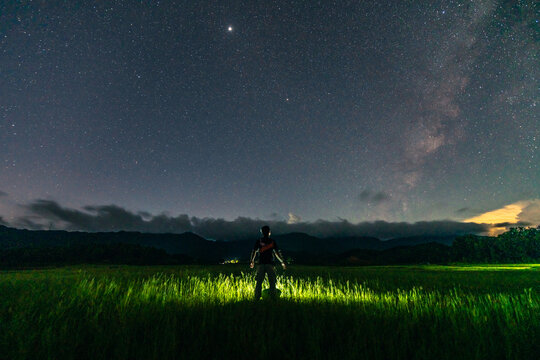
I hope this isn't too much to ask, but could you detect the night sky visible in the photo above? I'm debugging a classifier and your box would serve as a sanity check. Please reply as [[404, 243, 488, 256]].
[[1, 1, 538, 236]]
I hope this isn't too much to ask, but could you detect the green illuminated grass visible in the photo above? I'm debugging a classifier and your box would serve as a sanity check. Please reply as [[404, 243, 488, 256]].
[[0, 265, 538, 359]]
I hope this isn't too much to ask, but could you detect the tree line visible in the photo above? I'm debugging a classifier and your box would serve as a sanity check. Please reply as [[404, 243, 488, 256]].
[[451, 227, 540, 263], [0, 243, 194, 268]]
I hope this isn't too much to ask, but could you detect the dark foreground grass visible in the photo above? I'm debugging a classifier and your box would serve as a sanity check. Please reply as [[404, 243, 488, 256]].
[[0, 264, 539, 360]]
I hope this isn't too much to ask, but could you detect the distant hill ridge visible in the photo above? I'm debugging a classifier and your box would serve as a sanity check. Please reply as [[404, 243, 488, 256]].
[[0, 225, 455, 261]]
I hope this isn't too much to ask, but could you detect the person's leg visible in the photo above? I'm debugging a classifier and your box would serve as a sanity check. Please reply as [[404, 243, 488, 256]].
[[254, 265, 265, 300], [267, 264, 277, 299]]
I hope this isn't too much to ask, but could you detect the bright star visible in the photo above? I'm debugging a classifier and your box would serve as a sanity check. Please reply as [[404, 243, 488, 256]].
[[227, 26, 233, 32]]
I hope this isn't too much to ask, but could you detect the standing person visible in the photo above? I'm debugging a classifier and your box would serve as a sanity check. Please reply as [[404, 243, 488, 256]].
[[250, 225, 286, 300]]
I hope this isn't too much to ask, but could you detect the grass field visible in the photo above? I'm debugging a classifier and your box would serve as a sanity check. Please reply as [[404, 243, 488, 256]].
[[1, 264, 539, 360]]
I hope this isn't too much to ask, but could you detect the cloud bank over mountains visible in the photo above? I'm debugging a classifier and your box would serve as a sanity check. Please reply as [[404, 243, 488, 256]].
[[0, 199, 492, 240]]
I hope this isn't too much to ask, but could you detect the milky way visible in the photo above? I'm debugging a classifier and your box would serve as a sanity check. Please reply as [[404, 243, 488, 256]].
[[0, 1, 538, 232]]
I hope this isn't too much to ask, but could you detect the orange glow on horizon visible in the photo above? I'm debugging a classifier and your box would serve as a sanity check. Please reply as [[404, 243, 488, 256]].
[[464, 203, 524, 236]]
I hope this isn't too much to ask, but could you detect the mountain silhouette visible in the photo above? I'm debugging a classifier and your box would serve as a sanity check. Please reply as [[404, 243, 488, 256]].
[[0, 225, 456, 262]]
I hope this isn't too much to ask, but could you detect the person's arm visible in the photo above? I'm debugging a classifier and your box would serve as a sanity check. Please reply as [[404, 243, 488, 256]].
[[250, 241, 259, 268], [273, 248, 286, 269], [250, 249, 258, 268]]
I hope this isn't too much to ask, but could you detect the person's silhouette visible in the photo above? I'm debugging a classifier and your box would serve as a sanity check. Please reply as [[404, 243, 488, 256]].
[[250, 225, 286, 300]]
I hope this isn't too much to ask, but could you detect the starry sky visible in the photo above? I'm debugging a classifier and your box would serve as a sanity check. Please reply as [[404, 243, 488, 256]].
[[0, 1, 538, 236]]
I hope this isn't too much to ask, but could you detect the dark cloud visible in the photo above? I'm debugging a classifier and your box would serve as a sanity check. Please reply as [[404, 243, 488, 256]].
[[358, 190, 371, 202], [13, 216, 46, 230], [357, 190, 391, 204], [493, 221, 532, 228], [0, 190, 7, 197], [21, 199, 490, 240], [27, 200, 192, 233], [372, 192, 391, 203], [456, 207, 470, 213], [267, 212, 281, 220], [137, 211, 153, 219]]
